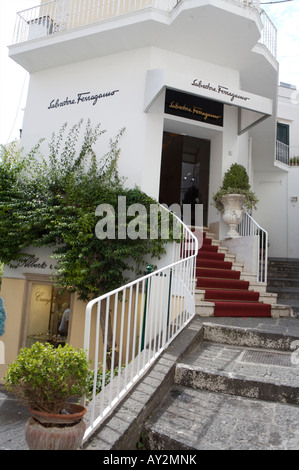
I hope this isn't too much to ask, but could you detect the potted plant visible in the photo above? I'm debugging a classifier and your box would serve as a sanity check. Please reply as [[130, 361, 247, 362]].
[[212, 163, 258, 238], [4, 342, 91, 450], [290, 156, 299, 166]]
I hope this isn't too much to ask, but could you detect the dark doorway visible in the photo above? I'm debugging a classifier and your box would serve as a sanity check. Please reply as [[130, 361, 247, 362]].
[[159, 132, 210, 226]]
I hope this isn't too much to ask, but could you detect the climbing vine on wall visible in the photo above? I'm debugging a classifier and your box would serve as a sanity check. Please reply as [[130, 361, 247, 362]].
[[0, 120, 176, 302]]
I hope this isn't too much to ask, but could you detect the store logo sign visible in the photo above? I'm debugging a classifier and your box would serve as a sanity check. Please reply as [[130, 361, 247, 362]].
[[165, 88, 223, 127], [191, 79, 250, 104], [48, 89, 119, 110]]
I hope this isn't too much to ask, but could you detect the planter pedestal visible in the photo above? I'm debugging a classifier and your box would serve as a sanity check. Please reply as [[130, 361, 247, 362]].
[[221, 194, 245, 238]]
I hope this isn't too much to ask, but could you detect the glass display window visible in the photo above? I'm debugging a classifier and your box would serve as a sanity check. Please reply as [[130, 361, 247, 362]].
[[21, 276, 72, 348]]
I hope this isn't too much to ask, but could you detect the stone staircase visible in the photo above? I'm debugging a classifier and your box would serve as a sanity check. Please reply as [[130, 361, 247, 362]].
[[194, 228, 293, 319], [267, 258, 299, 318], [143, 320, 299, 450]]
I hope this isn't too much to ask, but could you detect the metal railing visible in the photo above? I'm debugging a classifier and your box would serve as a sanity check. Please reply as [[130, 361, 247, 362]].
[[82, 205, 198, 442], [276, 140, 289, 165], [276, 141, 299, 166], [12, 0, 180, 44], [260, 10, 277, 58], [11, 0, 276, 59], [238, 210, 268, 283]]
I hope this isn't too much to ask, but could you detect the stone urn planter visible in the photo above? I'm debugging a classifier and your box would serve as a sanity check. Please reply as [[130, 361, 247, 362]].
[[212, 164, 258, 238], [221, 194, 245, 238]]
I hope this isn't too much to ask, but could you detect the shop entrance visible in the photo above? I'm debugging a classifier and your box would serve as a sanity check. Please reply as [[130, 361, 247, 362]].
[[159, 132, 210, 226]]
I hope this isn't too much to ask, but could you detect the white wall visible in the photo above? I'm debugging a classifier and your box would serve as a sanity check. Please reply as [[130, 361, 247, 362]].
[[21, 46, 245, 206], [254, 170, 288, 258], [288, 168, 299, 258], [21, 43, 277, 243], [21, 48, 155, 193]]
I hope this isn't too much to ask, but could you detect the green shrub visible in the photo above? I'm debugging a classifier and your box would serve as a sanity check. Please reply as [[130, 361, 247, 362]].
[[0, 120, 175, 301], [4, 342, 91, 414], [221, 163, 250, 191], [212, 163, 258, 212]]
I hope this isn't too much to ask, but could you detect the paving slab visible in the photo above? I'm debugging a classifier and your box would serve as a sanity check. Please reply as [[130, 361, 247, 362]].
[[144, 385, 299, 450], [0, 387, 30, 450], [1, 316, 299, 451], [144, 317, 299, 450]]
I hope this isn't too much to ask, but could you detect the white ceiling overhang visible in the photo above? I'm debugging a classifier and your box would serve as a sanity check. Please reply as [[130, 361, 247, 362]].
[[144, 69, 273, 135]]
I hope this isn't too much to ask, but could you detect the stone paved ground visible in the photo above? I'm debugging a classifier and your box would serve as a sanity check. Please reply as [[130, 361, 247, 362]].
[[0, 387, 30, 450], [145, 385, 299, 450], [143, 317, 299, 450], [1, 316, 299, 451]]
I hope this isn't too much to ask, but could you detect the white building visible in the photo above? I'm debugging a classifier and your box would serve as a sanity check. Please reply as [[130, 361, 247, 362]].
[[3, 1, 299, 438], [8, 0, 285, 240]]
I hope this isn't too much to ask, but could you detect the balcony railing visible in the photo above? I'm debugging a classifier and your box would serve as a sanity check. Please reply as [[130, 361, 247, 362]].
[[260, 10, 277, 58], [11, 0, 276, 59], [12, 0, 180, 44], [276, 141, 299, 166]]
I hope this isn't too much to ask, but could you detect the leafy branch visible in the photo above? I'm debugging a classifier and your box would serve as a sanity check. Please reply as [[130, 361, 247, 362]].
[[0, 120, 174, 301]]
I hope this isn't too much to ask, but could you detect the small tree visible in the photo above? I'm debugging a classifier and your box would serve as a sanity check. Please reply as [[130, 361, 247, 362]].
[[212, 163, 258, 212]]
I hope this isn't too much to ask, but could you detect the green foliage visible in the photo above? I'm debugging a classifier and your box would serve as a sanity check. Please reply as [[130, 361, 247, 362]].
[[86, 362, 125, 403], [4, 342, 91, 414], [0, 120, 174, 301], [221, 163, 250, 191], [212, 163, 258, 212], [290, 156, 299, 165]]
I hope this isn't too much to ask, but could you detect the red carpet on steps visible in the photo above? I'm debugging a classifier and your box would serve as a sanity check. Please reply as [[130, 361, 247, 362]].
[[196, 232, 271, 317]]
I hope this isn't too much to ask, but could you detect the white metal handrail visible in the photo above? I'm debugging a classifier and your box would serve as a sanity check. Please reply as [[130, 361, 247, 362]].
[[82, 204, 198, 442], [238, 210, 268, 283]]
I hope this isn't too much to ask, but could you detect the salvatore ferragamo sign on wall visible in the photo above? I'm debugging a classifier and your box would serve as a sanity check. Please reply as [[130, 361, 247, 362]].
[[165, 88, 223, 127], [191, 78, 250, 104], [48, 89, 119, 110]]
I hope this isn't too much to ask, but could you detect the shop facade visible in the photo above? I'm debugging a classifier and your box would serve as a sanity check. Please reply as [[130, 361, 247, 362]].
[[1, 0, 288, 378]]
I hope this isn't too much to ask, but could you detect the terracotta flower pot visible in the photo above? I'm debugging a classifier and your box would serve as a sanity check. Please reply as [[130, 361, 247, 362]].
[[25, 404, 86, 450]]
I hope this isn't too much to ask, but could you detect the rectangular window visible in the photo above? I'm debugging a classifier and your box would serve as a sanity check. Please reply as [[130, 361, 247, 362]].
[[277, 122, 289, 145], [25, 281, 72, 348]]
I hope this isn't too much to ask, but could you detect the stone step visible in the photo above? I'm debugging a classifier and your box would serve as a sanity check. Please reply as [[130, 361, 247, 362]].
[[196, 288, 277, 305], [269, 257, 299, 268], [195, 299, 293, 318], [274, 299, 299, 315], [144, 385, 299, 450], [268, 278, 299, 288], [193, 228, 292, 318], [143, 322, 299, 450], [267, 287, 299, 300], [174, 342, 299, 405], [268, 271, 299, 279]]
